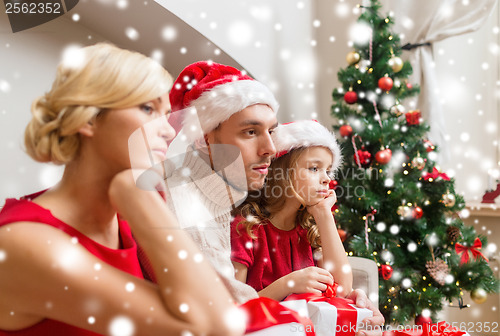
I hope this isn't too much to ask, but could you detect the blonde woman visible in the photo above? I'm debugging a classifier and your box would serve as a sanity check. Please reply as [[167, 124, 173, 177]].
[[0, 43, 242, 336]]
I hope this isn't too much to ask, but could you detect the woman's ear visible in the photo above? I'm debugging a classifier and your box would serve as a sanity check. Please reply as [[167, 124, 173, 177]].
[[78, 121, 95, 137]]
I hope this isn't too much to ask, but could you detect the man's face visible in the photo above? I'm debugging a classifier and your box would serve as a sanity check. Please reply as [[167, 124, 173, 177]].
[[206, 104, 278, 191]]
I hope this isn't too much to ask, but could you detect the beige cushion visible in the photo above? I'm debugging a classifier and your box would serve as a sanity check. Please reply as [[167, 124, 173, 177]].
[[348, 256, 379, 307]]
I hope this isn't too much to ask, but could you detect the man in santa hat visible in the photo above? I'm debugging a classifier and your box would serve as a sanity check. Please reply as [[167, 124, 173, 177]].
[[164, 61, 384, 333]]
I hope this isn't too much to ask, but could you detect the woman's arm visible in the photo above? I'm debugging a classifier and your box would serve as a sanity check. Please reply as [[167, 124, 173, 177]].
[[308, 191, 353, 297], [0, 170, 243, 336]]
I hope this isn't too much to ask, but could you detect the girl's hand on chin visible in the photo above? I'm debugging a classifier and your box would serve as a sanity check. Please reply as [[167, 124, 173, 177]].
[[307, 190, 337, 217]]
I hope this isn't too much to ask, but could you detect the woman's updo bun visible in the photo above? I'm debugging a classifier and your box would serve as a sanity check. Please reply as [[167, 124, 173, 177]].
[[24, 43, 172, 164]]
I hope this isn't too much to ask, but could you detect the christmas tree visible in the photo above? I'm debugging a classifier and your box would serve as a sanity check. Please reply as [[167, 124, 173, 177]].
[[330, 0, 499, 324]]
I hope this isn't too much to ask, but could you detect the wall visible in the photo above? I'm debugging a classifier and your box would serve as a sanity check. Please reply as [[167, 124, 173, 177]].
[[0, 12, 106, 201]]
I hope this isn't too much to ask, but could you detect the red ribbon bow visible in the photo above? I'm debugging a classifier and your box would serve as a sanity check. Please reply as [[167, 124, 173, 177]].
[[285, 283, 358, 336], [455, 237, 489, 264], [423, 167, 450, 181], [240, 297, 316, 335]]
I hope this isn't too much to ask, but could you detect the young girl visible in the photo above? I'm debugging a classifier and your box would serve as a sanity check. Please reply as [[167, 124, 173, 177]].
[[231, 120, 352, 301], [0, 43, 242, 336]]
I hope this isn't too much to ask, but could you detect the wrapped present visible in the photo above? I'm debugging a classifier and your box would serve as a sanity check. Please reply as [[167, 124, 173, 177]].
[[383, 321, 468, 336], [406, 110, 422, 125], [284, 284, 373, 336], [240, 297, 316, 336]]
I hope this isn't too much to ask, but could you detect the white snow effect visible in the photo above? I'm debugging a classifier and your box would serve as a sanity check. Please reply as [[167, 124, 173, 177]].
[[94, 263, 102, 271], [125, 282, 135, 292], [249, 5, 272, 20], [421, 309, 431, 318], [117, 0, 128, 9], [193, 253, 204, 263], [342, 264, 351, 274], [179, 303, 189, 313], [401, 278, 412, 289], [228, 21, 253, 46], [381, 250, 393, 262], [180, 47, 187, 54], [287, 280, 295, 288], [72, 13, 80, 22], [0, 250, 6, 262], [349, 22, 372, 46], [487, 243, 497, 254], [445, 274, 454, 284], [151, 49, 163, 63], [162, 25, 177, 42], [407, 242, 417, 252], [61, 44, 85, 69], [88, 316, 96, 325], [336, 3, 349, 17], [389, 225, 399, 235], [223, 306, 247, 333], [125, 27, 139, 41], [178, 250, 188, 260], [39, 165, 64, 189], [376, 222, 386, 232], [109, 316, 135, 336], [425, 233, 438, 246], [384, 179, 394, 187]]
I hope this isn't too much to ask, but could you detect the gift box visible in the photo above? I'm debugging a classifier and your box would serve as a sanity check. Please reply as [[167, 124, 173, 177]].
[[284, 284, 373, 336], [405, 110, 422, 125], [240, 297, 316, 336]]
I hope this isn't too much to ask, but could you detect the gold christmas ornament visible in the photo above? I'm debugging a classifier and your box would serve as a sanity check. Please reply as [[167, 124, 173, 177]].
[[443, 193, 456, 207], [397, 205, 413, 219], [347, 51, 361, 65], [388, 56, 404, 73], [411, 155, 425, 170], [390, 104, 405, 116], [470, 288, 488, 304]]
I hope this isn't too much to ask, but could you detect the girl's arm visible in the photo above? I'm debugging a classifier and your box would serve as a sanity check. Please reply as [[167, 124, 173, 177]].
[[233, 261, 333, 302], [308, 190, 353, 297], [0, 170, 243, 336]]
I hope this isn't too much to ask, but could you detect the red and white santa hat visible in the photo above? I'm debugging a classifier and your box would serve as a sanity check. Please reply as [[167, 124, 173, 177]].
[[169, 61, 279, 140], [272, 120, 343, 173]]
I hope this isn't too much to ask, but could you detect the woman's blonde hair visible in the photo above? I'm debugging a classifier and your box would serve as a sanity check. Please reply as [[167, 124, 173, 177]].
[[24, 43, 173, 164], [238, 147, 322, 249]]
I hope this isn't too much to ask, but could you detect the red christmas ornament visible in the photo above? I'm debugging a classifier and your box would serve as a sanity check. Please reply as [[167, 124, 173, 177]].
[[413, 206, 424, 219], [424, 140, 435, 152], [375, 148, 392, 165], [379, 264, 393, 280], [354, 150, 372, 167], [339, 125, 353, 137], [344, 90, 358, 104], [337, 228, 347, 242], [329, 180, 338, 190], [415, 314, 432, 325], [406, 82, 413, 90], [378, 76, 393, 91], [406, 110, 422, 125]]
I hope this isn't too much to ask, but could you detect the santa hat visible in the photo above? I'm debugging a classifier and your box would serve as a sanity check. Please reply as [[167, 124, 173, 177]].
[[272, 120, 342, 173], [169, 61, 279, 140]]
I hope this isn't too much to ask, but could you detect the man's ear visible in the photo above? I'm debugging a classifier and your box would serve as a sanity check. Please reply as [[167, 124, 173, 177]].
[[194, 134, 210, 148]]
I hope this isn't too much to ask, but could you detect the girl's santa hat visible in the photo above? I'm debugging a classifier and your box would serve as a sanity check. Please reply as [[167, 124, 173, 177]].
[[169, 61, 279, 140], [272, 120, 343, 173]]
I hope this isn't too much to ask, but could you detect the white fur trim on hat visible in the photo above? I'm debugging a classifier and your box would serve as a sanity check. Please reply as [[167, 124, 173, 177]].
[[272, 120, 343, 173], [182, 80, 279, 141]]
